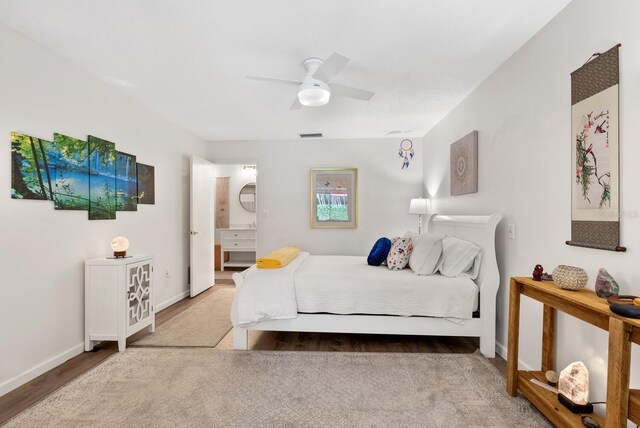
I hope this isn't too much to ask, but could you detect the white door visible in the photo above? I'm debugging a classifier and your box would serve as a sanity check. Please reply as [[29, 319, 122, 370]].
[[190, 155, 215, 297]]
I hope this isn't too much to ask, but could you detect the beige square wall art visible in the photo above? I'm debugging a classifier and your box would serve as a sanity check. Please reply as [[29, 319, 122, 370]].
[[450, 130, 478, 196]]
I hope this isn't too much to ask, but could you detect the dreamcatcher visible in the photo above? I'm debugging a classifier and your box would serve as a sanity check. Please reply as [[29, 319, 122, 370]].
[[398, 139, 414, 169]]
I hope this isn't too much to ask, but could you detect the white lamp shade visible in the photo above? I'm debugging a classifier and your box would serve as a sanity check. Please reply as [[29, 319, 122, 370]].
[[298, 87, 331, 106], [409, 198, 430, 214]]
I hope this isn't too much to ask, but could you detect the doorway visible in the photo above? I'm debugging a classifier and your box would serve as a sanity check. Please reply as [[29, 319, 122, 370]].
[[213, 163, 257, 285]]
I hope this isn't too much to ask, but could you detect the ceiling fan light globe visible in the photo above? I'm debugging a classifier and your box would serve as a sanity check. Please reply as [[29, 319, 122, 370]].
[[298, 88, 330, 107]]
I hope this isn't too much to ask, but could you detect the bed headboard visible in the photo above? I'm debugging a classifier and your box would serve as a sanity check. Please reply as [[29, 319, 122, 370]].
[[425, 214, 502, 294]]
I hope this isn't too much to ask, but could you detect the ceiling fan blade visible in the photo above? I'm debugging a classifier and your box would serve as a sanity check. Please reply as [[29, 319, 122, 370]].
[[290, 97, 303, 110], [312, 52, 350, 83], [246, 75, 302, 86], [330, 83, 375, 101]]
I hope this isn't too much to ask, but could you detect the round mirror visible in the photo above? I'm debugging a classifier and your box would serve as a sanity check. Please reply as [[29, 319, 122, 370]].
[[239, 182, 256, 212]]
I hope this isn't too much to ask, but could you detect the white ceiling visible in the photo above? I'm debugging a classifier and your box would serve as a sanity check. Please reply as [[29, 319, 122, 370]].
[[0, 0, 571, 141]]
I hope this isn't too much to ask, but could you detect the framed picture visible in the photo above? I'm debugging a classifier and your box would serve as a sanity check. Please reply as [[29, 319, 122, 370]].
[[310, 168, 358, 228], [450, 130, 478, 196]]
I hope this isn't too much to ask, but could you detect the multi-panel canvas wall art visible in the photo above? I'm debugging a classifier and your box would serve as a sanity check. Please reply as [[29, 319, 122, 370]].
[[116, 152, 137, 211], [52, 133, 90, 210], [136, 163, 155, 205], [11, 132, 154, 220], [11, 133, 56, 201], [88, 136, 117, 220]]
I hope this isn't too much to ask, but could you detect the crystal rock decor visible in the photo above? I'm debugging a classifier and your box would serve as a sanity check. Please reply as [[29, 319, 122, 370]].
[[594, 268, 620, 298], [558, 361, 589, 405]]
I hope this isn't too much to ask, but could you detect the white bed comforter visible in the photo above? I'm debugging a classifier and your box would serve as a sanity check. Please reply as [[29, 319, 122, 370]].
[[231, 252, 310, 327], [294, 255, 478, 318], [231, 253, 478, 327]]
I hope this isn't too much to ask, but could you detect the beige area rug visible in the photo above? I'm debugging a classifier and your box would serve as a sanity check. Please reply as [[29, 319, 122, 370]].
[[132, 287, 233, 347], [5, 348, 550, 427]]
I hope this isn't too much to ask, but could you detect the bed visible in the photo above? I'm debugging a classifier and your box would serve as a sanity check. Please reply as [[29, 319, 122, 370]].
[[231, 213, 502, 357]]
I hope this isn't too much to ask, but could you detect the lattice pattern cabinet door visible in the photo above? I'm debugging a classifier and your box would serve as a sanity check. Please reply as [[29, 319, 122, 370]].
[[85, 254, 155, 352], [126, 261, 152, 334]]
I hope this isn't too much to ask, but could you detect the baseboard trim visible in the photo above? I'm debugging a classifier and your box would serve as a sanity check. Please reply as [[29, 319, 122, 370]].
[[0, 343, 84, 398], [495, 340, 534, 371], [0, 290, 190, 398], [156, 289, 190, 312]]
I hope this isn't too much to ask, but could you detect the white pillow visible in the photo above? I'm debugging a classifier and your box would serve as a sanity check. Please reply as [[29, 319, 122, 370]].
[[438, 237, 482, 278], [461, 250, 483, 280], [386, 237, 413, 270], [407, 234, 443, 275]]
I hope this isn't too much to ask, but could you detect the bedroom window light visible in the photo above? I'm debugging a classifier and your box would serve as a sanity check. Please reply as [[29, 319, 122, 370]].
[[409, 198, 430, 234]]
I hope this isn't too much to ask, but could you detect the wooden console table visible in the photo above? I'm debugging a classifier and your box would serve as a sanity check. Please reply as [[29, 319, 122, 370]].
[[507, 277, 640, 427]]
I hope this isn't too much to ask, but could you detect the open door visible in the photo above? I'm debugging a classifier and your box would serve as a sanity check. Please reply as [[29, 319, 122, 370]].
[[190, 155, 215, 297]]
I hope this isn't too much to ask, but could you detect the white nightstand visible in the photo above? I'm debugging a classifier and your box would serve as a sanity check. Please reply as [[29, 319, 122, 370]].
[[84, 254, 155, 352]]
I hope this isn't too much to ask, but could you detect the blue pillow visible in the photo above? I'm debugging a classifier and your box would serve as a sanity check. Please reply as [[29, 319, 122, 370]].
[[367, 237, 392, 266]]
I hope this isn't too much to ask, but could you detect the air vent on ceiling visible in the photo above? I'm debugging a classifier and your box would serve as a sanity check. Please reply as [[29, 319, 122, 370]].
[[299, 133, 323, 138]]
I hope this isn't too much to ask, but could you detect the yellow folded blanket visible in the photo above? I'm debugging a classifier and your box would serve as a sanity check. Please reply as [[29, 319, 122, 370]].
[[257, 246, 300, 269]]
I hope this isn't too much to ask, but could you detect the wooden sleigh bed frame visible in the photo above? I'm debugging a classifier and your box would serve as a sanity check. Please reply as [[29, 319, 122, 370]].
[[233, 213, 502, 358]]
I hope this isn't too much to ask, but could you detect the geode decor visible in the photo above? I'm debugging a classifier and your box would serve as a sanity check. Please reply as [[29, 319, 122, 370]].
[[594, 268, 619, 298]]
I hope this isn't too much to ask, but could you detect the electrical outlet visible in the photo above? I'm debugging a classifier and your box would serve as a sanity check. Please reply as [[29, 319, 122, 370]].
[[262, 209, 269, 218], [508, 224, 515, 240]]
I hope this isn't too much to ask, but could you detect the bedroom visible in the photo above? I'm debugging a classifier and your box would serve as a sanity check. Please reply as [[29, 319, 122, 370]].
[[1, 0, 639, 426]]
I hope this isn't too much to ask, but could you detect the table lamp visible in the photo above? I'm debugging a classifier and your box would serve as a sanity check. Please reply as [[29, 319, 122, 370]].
[[409, 198, 430, 234]]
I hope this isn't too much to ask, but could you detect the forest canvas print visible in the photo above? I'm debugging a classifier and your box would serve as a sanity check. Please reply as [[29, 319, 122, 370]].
[[11, 131, 154, 220], [52, 133, 90, 210], [88, 136, 117, 220], [136, 163, 155, 205], [116, 151, 137, 211], [11, 133, 56, 201]]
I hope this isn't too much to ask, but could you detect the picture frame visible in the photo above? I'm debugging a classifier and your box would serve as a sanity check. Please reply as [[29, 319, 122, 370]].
[[310, 168, 358, 228], [450, 130, 478, 196]]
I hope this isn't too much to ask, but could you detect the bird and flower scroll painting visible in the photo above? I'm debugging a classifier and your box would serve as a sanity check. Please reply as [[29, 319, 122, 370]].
[[567, 44, 625, 251]]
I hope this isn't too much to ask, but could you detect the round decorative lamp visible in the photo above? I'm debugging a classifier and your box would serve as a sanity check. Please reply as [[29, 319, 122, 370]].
[[111, 236, 130, 258]]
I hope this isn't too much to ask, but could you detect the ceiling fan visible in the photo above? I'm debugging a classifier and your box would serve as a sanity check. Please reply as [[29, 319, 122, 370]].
[[246, 52, 375, 110]]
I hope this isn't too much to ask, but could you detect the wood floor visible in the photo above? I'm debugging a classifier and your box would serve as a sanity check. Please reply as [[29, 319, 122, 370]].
[[0, 285, 506, 425]]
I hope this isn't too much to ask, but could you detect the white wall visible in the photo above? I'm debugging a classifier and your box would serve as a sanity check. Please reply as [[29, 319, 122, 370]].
[[422, 0, 639, 416], [0, 23, 205, 395], [208, 139, 423, 257]]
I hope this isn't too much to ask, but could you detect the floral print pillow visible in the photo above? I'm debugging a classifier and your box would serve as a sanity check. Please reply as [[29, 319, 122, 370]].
[[386, 237, 413, 270]]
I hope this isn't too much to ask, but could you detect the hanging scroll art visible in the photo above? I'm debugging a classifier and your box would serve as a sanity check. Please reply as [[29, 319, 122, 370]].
[[567, 44, 626, 252]]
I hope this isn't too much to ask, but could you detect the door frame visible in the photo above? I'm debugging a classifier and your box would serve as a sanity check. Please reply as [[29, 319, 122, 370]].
[[211, 158, 259, 268]]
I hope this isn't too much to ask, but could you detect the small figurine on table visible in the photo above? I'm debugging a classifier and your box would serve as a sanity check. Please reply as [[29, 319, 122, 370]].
[[532, 264, 544, 281]]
